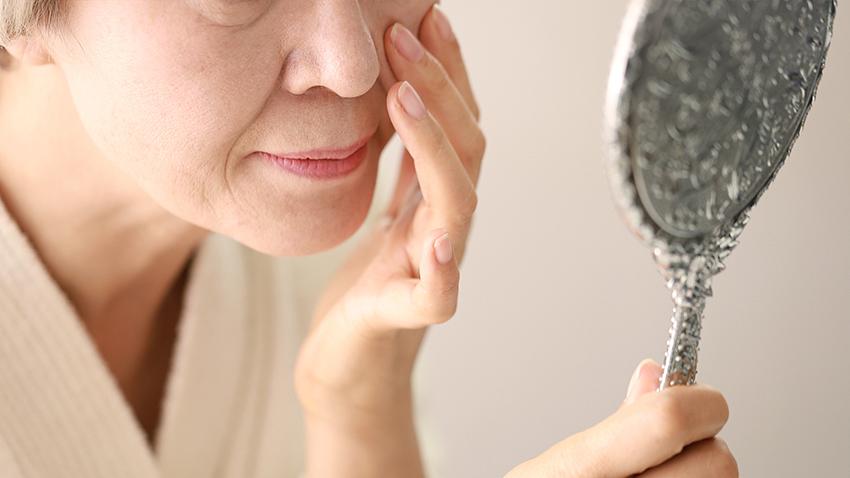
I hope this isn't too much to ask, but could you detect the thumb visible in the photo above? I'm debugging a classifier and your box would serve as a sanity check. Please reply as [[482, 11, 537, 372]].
[[622, 358, 663, 408]]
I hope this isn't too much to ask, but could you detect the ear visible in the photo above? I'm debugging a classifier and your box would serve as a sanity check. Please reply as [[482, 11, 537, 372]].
[[3, 36, 52, 65]]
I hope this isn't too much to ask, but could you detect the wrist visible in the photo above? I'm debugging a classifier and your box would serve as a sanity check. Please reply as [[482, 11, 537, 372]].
[[297, 373, 414, 425], [294, 320, 425, 417], [303, 394, 425, 478]]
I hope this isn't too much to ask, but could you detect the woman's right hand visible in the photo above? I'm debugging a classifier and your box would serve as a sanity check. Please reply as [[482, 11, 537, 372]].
[[505, 359, 738, 477]]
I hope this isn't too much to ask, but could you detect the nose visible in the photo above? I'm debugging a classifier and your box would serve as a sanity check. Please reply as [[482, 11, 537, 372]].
[[281, 2, 380, 98]]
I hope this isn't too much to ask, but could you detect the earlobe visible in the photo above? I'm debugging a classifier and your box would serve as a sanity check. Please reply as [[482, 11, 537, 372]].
[[3, 37, 52, 65]]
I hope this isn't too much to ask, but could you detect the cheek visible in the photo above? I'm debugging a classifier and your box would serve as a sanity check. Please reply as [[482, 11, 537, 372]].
[[59, 1, 284, 215], [369, 0, 435, 90], [371, 0, 435, 28], [58, 0, 397, 256]]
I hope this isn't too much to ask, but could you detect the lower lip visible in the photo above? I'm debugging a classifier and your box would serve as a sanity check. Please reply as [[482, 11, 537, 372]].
[[257, 142, 369, 180]]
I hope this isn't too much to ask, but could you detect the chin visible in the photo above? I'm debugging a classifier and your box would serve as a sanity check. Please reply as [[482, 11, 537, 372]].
[[243, 208, 371, 257], [227, 179, 377, 257]]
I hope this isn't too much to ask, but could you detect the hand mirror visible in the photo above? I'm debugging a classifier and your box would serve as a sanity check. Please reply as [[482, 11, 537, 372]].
[[605, 0, 836, 390]]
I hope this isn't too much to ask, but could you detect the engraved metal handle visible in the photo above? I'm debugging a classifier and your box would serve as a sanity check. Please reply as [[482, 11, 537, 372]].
[[652, 222, 741, 391], [659, 281, 707, 390]]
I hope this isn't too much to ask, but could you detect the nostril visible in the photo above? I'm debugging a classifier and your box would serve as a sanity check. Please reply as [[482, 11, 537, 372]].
[[281, 40, 379, 98]]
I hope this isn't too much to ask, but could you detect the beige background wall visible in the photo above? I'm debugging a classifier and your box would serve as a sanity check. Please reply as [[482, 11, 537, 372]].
[[405, 1, 849, 476]]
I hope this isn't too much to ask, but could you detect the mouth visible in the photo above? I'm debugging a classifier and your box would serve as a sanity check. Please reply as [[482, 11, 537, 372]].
[[257, 132, 374, 161], [255, 130, 375, 180]]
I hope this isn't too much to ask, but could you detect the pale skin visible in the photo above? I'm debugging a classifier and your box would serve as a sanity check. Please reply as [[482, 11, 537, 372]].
[[0, 0, 737, 476]]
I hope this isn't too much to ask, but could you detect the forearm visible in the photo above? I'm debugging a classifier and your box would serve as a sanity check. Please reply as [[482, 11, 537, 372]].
[[303, 396, 425, 478]]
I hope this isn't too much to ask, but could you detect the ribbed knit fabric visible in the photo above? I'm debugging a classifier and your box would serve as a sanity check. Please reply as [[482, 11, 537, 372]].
[[0, 157, 445, 477], [0, 195, 309, 478]]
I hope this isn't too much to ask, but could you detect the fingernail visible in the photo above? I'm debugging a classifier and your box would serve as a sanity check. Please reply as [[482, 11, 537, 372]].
[[398, 81, 427, 120], [391, 23, 425, 63], [434, 232, 453, 265], [626, 359, 649, 400], [432, 5, 456, 42]]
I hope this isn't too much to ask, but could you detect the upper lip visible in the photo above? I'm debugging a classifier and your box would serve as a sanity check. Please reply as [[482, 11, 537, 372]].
[[259, 131, 374, 160]]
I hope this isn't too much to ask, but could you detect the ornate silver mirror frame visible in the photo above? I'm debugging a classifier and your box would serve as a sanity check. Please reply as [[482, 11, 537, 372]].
[[605, 0, 836, 390]]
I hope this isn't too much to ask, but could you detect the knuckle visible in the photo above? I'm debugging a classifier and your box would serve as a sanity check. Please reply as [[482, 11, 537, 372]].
[[708, 438, 739, 477], [471, 126, 487, 157], [455, 125, 486, 169], [450, 186, 478, 225], [437, 287, 460, 322], [418, 120, 452, 161], [421, 121, 451, 160], [470, 102, 482, 122], [437, 300, 459, 324], [425, 298, 458, 325], [425, 55, 453, 92], [417, 283, 459, 326], [698, 384, 731, 426], [444, 31, 462, 51], [652, 392, 689, 450], [462, 189, 479, 217], [436, 269, 461, 296], [714, 390, 730, 425], [433, 132, 453, 158]]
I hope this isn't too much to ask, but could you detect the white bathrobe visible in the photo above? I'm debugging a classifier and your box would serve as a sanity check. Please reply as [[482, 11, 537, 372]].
[[0, 153, 443, 477]]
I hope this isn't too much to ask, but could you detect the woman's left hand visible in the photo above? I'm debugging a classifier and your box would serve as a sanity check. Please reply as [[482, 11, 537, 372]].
[[294, 4, 484, 475]]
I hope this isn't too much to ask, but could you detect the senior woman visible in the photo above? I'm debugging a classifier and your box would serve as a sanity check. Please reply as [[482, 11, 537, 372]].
[[0, 0, 736, 477]]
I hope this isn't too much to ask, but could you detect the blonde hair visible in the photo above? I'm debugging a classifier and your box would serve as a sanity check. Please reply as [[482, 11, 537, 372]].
[[0, 0, 63, 46]]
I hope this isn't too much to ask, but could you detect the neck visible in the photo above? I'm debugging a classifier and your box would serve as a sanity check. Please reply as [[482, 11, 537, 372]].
[[0, 59, 208, 368]]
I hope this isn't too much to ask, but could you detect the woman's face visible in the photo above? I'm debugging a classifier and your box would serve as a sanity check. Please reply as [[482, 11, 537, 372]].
[[50, 0, 435, 255]]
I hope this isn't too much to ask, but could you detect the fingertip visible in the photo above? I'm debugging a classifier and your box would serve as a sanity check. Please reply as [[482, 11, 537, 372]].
[[646, 358, 663, 376], [434, 231, 453, 265], [640, 358, 664, 388], [386, 81, 402, 109], [625, 358, 664, 404], [428, 227, 458, 272], [430, 4, 457, 44], [645, 361, 664, 388], [418, 4, 455, 54], [387, 81, 429, 124], [413, 228, 460, 325], [420, 228, 454, 270], [398, 81, 428, 119], [642, 357, 662, 368], [385, 81, 407, 128]]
